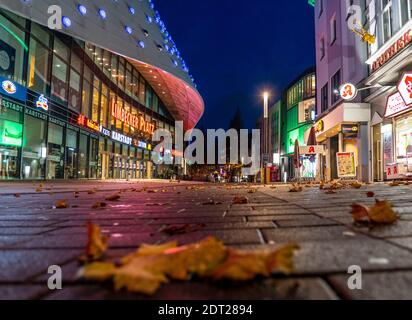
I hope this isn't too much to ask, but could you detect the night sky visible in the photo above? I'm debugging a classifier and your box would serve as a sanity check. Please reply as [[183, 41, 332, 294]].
[[155, 0, 316, 130]]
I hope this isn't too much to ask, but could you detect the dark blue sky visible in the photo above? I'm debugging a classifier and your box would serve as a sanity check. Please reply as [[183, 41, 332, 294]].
[[155, 0, 316, 129]]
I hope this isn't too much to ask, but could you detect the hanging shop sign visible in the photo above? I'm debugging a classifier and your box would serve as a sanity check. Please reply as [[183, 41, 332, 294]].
[[111, 100, 155, 135], [0, 77, 27, 102], [384, 91, 410, 118], [36, 94, 49, 111], [99, 126, 111, 137], [0, 119, 23, 147], [315, 120, 324, 133], [385, 164, 400, 180], [77, 114, 99, 132], [369, 28, 412, 72], [111, 131, 132, 145], [340, 83, 358, 101], [397, 71, 412, 106], [299, 145, 325, 155], [336, 152, 357, 178]]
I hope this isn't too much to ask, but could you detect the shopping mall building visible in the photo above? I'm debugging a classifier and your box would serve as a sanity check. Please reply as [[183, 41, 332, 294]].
[[0, 0, 204, 180]]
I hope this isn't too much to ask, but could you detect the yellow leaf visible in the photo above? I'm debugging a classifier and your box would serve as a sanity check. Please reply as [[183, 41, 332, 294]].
[[105, 194, 120, 201], [350, 182, 362, 189], [233, 196, 248, 204], [368, 200, 399, 224], [80, 262, 116, 281], [86, 222, 109, 260], [289, 185, 303, 192], [55, 200, 68, 209]]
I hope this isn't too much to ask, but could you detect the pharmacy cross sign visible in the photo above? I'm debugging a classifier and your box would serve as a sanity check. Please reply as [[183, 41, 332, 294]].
[[398, 71, 412, 106]]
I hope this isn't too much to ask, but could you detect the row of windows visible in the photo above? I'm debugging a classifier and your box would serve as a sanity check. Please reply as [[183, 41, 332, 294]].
[[286, 74, 316, 108], [0, 9, 175, 141]]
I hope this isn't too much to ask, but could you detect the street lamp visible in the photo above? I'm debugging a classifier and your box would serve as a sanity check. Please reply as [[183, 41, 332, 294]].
[[262, 91, 269, 184]]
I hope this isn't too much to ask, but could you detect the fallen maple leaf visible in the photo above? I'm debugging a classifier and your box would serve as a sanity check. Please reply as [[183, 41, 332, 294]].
[[92, 202, 107, 209], [79, 236, 298, 295], [14, 193, 21, 198], [351, 200, 399, 224], [289, 185, 303, 192], [350, 182, 362, 189], [55, 200, 69, 209], [105, 194, 121, 201], [389, 181, 401, 187], [248, 189, 258, 194], [366, 192, 375, 198], [325, 190, 337, 194], [84, 222, 109, 261], [233, 196, 249, 204], [158, 223, 205, 235]]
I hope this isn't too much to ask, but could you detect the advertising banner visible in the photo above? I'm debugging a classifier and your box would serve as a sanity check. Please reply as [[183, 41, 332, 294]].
[[336, 152, 356, 178]]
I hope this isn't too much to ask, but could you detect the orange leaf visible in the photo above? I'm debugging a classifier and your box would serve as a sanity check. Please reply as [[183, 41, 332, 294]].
[[233, 196, 248, 204], [85, 222, 108, 261], [351, 200, 398, 224], [55, 200, 69, 209]]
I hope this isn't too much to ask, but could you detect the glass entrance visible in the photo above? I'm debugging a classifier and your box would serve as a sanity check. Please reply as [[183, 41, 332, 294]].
[[65, 129, 78, 179], [0, 146, 19, 179]]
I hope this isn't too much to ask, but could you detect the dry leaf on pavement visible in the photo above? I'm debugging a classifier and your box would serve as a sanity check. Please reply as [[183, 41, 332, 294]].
[[289, 185, 303, 192], [158, 223, 205, 235], [14, 193, 21, 198], [350, 182, 362, 189], [366, 192, 375, 198], [233, 196, 249, 204], [83, 222, 109, 262], [351, 200, 399, 224], [55, 200, 69, 209], [79, 236, 299, 295], [105, 194, 121, 201], [92, 202, 107, 209]]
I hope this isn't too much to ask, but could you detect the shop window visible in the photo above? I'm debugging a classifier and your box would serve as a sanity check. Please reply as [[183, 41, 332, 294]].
[[22, 116, 46, 179], [102, 50, 111, 78], [100, 90, 109, 127], [145, 87, 153, 110], [89, 137, 98, 179], [82, 79, 91, 117], [0, 12, 26, 83], [78, 133, 88, 178], [47, 122, 64, 179], [0, 117, 22, 179], [118, 62, 125, 90], [69, 69, 81, 112], [400, 0, 412, 26], [110, 54, 118, 85], [31, 23, 50, 47], [152, 94, 159, 114], [298, 99, 316, 123], [92, 85, 100, 122], [51, 56, 68, 103], [27, 38, 50, 94], [65, 129, 78, 179]]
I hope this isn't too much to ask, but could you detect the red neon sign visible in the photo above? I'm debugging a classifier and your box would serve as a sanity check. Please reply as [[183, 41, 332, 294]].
[[111, 100, 155, 135]]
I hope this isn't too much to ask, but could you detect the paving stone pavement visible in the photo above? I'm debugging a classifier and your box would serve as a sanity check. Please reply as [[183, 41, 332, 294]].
[[1, 180, 412, 300]]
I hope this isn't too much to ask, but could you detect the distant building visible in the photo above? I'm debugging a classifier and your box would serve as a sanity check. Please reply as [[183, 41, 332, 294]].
[[313, 0, 370, 182]]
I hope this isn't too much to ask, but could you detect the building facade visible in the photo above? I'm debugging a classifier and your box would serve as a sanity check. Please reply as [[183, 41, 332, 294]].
[[0, 1, 204, 180], [281, 67, 316, 181], [313, 0, 371, 182], [363, 0, 412, 181]]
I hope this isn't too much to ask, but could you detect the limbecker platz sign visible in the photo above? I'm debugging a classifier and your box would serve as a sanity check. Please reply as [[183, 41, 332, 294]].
[[111, 101, 155, 135]]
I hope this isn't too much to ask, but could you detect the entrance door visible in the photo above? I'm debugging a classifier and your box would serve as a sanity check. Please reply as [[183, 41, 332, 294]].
[[101, 153, 109, 179], [65, 148, 78, 179], [330, 136, 339, 180]]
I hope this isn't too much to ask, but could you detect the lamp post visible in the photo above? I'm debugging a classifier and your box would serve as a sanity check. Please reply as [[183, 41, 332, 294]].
[[263, 92, 269, 184]]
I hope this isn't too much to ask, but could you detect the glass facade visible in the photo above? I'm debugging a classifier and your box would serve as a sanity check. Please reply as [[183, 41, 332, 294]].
[[0, 8, 176, 180]]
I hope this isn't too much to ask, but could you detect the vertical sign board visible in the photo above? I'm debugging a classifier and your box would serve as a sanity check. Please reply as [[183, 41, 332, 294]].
[[336, 152, 356, 178]]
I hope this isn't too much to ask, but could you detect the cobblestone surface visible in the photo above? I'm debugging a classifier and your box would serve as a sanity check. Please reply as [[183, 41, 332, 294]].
[[1, 180, 412, 300]]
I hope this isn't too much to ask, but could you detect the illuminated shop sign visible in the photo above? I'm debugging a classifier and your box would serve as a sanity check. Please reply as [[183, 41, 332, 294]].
[[397, 71, 412, 105], [385, 91, 410, 118], [77, 114, 100, 132], [340, 83, 357, 101], [99, 126, 111, 137], [0, 119, 23, 147], [36, 95, 49, 111], [111, 131, 132, 145], [111, 100, 155, 135], [0, 77, 27, 102], [368, 29, 412, 72]]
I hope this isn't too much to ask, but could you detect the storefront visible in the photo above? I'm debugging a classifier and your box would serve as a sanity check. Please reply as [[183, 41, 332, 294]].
[[364, 19, 412, 181], [310, 103, 371, 182]]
